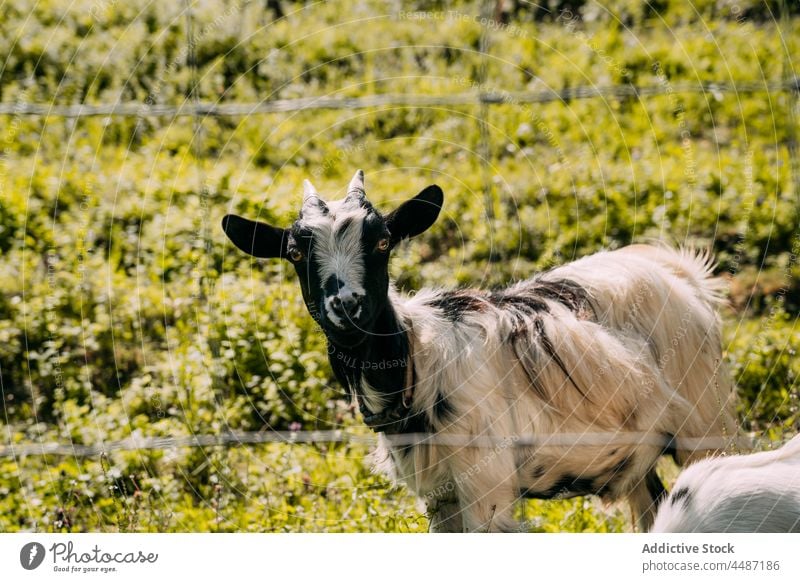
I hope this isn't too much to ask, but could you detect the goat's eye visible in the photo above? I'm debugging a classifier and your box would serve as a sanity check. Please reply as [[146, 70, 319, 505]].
[[288, 248, 304, 262], [375, 238, 390, 253]]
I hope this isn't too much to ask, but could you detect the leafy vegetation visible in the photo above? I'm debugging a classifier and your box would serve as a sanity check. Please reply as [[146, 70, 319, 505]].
[[0, 0, 798, 532]]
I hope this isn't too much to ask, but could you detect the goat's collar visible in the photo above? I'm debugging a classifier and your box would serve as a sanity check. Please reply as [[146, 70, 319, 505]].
[[358, 322, 417, 434]]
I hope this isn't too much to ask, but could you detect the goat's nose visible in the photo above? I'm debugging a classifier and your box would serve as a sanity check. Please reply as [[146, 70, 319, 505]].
[[330, 292, 362, 317]]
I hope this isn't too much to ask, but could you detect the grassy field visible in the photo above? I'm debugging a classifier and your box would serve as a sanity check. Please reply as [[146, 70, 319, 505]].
[[1, 0, 799, 532]]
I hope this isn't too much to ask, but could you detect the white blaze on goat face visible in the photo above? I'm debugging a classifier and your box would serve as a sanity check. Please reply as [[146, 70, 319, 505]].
[[301, 200, 369, 328]]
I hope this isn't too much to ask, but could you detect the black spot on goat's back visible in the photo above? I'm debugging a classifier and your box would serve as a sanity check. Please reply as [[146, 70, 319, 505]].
[[429, 290, 488, 321], [525, 278, 595, 318], [429, 277, 592, 323], [487, 289, 549, 314]]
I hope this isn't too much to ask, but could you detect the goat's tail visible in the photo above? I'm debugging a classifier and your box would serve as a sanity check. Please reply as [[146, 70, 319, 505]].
[[674, 246, 728, 305], [618, 242, 728, 306]]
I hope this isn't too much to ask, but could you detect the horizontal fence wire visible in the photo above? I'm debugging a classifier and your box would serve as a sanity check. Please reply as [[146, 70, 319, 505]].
[[0, 431, 764, 458], [1, 80, 798, 118]]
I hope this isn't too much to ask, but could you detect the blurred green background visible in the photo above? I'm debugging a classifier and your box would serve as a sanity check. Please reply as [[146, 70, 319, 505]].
[[0, 0, 799, 532]]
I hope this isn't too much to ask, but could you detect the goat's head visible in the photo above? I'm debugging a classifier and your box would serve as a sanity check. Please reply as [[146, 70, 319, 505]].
[[222, 170, 443, 347]]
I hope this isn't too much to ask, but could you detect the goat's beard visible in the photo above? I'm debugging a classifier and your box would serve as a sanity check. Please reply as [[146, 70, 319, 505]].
[[317, 312, 374, 349], [310, 292, 390, 349], [323, 325, 371, 348], [320, 311, 387, 350]]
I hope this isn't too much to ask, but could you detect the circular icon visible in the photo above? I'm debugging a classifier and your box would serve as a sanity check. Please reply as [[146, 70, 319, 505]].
[[20, 542, 46, 570]]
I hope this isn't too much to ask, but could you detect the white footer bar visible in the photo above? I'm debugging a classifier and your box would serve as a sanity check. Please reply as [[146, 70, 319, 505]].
[[1, 533, 798, 582]]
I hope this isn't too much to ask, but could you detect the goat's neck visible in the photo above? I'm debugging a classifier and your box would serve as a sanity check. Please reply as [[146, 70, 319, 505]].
[[327, 296, 409, 404]]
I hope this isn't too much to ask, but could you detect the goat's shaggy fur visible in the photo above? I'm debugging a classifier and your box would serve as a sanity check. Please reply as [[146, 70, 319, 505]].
[[376, 245, 737, 532], [222, 172, 738, 532], [652, 434, 800, 532]]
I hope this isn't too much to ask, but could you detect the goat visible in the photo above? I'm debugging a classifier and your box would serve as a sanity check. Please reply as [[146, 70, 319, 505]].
[[652, 434, 800, 532], [222, 170, 737, 532]]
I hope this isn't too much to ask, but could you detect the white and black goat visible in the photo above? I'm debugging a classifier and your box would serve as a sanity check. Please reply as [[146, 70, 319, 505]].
[[222, 170, 737, 532], [652, 434, 800, 532]]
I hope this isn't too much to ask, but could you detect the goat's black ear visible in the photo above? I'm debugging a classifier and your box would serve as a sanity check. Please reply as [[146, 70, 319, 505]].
[[385, 185, 443, 245], [222, 214, 288, 259]]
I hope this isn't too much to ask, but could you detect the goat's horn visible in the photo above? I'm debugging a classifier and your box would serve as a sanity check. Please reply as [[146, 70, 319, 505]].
[[346, 169, 366, 202], [302, 179, 327, 212], [303, 179, 319, 200]]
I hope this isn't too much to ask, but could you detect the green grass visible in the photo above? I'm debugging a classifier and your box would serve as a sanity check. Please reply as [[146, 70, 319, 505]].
[[0, 0, 799, 532]]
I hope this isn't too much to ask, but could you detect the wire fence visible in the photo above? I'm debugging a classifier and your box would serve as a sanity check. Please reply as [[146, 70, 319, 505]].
[[0, 431, 765, 458], [1, 2, 799, 460], [1, 80, 797, 118]]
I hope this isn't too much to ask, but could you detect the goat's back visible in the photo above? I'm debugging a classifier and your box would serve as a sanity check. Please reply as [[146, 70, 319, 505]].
[[543, 245, 738, 463]]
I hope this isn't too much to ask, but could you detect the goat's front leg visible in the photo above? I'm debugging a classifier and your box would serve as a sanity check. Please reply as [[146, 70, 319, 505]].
[[458, 492, 518, 532], [425, 494, 463, 533], [449, 449, 520, 532]]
